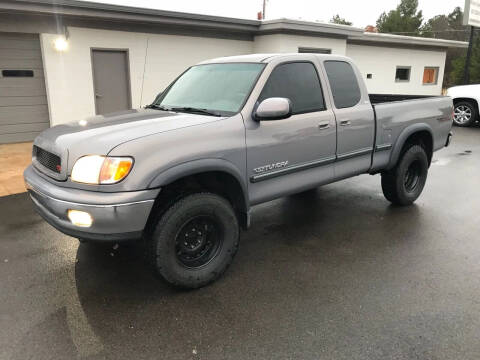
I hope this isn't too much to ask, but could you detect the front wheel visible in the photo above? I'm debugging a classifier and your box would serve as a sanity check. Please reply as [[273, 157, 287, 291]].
[[147, 193, 239, 289], [381, 145, 429, 206], [453, 101, 477, 127]]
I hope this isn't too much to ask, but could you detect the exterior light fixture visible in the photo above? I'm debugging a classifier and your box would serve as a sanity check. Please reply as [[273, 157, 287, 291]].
[[54, 37, 69, 52]]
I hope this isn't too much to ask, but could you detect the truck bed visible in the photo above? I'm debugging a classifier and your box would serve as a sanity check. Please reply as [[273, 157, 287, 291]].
[[369, 94, 439, 104], [369, 95, 453, 172]]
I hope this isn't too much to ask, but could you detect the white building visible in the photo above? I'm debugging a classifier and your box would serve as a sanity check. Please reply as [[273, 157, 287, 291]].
[[0, 0, 467, 143]]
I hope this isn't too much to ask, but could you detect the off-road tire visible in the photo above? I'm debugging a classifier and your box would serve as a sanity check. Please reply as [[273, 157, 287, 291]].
[[147, 192, 239, 289], [381, 145, 429, 206]]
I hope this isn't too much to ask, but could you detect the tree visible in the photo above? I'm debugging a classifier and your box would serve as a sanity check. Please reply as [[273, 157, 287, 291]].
[[447, 7, 467, 41], [420, 7, 466, 41], [420, 15, 449, 38], [450, 32, 480, 85], [419, 7, 473, 87], [376, 0, 423, 34], [330, 14, 352, 26]]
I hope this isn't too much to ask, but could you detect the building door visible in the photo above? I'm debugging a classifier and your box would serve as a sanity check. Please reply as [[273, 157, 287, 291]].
[[91, 49, 131, 115], [0, 32, 49, 144]]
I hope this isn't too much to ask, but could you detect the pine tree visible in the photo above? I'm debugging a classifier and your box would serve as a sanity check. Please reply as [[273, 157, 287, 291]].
[[376, 0, 423, 34]]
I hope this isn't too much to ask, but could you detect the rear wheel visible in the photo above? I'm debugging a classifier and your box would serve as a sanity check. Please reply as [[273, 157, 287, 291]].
[[147, 193, 239, 289], [453, 101, 477, 127], [381, 145, 429, 206]]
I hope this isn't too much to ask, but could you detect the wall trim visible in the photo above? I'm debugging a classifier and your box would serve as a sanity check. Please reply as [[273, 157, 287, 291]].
[[347, 39, 450, 52]]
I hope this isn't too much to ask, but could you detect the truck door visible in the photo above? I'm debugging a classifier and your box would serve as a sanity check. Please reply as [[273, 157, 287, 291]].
[[323, 60, 375, 179], [245, 61, 337, 205]]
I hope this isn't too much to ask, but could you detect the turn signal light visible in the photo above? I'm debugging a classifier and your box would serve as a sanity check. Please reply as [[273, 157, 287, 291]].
[[99, 157, 133, 184]]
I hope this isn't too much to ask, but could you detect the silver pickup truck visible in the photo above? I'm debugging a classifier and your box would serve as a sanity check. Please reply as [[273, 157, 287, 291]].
[[24, 54, 453, 288]]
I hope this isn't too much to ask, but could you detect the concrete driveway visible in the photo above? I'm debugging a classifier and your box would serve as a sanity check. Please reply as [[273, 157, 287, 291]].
[[0, 142, 31, 196], [1, 127, 480, 360]]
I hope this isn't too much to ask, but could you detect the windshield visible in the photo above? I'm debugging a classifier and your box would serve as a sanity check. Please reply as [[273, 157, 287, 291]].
[[154, 63, 265, 115]]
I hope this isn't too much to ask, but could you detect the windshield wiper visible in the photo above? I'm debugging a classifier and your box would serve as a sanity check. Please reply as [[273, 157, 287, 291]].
[[145, 104, 171, 111], [169, 107, 222, 117]]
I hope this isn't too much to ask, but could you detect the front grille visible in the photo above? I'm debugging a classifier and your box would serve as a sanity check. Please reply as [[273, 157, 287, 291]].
[[33, 145, 61, 173]]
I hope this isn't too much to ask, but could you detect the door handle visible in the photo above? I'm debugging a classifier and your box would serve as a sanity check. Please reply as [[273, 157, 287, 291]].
[[95, 93, 103, 98], [318, 122, 330, 130], [340, 120, 351, 126]]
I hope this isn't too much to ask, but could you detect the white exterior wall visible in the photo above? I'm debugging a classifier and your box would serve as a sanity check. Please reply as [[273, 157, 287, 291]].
[[253, 34, 346, 55], [346, 44, 446, 95], [41, 27, 253, 125], [40, 26, 449, 126], [141, 34, 252, 109]]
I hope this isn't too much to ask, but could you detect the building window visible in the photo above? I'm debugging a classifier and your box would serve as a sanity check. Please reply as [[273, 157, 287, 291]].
[[298, 47, 332, 54], [366, 73, 373, 79], [395, 66, 411, 82], [423, 67, 439, 85]]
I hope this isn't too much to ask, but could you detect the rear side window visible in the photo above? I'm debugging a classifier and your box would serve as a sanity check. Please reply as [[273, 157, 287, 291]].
[[324, 61, 361, 109], [258, 62, 325, 114]]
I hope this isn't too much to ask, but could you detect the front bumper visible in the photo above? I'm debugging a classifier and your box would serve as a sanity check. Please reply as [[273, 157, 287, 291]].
[[24, 165, 160, 241]]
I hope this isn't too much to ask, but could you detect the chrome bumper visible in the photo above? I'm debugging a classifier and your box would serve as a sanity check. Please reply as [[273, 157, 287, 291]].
[[23, 165, 159, 241]]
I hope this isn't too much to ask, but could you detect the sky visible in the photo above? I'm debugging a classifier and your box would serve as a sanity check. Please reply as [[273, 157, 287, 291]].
[[77, 0, 464, 28]]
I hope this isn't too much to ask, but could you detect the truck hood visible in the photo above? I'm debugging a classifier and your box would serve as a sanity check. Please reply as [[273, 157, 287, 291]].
[[33, 108, 225, 179], [447, 84, 480, 97]]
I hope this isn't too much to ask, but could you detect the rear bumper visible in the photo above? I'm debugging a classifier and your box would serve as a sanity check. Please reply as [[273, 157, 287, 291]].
[[445, 131, 453, 147], [24, 165, 160, 241]]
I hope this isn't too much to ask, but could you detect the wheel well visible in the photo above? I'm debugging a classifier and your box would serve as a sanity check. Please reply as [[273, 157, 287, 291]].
[[402, 130, 433, 165], [453, 97, 478, 113], [145, 171, 248, 233]]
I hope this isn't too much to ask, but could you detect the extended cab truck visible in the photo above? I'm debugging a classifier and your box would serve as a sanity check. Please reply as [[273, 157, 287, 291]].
[[24, 54, 454, 288]]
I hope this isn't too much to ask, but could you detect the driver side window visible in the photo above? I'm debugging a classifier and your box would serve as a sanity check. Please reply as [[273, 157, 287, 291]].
[[258, 62, 325, 115]]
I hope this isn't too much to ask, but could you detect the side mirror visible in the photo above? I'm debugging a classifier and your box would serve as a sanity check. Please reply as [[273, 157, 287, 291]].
[[254, 97, 292, 121]]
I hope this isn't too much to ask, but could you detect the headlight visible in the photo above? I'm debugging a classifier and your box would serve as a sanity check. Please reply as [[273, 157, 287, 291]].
[[71, 155, 133, 184]]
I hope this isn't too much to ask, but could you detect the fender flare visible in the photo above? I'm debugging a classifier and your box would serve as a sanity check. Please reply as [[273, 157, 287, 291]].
[[387, 123, 434, 170], [147, 158, 249, 211], [451, 97, 479, 107]]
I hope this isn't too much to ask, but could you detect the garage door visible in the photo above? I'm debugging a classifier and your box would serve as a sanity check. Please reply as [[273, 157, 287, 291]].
[[0, 32, 49, 144]]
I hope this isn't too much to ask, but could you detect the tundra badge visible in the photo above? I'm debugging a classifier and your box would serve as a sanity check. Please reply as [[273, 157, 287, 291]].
[[253, 161, 289, 174]]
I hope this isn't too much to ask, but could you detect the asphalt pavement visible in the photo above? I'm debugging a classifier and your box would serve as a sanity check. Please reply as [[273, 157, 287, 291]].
[[1, 127, 480, 360]]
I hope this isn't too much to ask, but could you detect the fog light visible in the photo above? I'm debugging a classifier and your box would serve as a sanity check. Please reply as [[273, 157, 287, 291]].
[[68, 210, 93, 227]]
